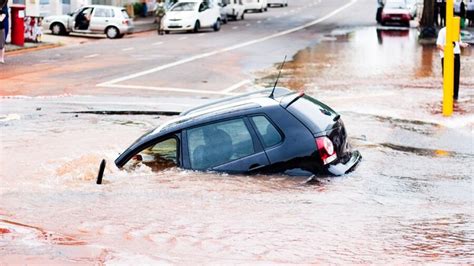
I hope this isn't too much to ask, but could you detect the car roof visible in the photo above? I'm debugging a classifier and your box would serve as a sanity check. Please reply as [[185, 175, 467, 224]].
[[150, 88, 294, 135], [83, 5, 125, 10]]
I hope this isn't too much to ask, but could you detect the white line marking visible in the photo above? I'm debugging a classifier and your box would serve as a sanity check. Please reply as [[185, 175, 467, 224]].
[[179, 36, 188, 40], [84, 54, 99, 58], [232, 26, 238, 30], [97, 0, 358, 87], [257, 20, 262, 24], [246, 23, 251, 26], [100, 84, 236, 95], [122, 47, 135, 51], [198, 33, 205, 37], [221, 79, 251, 93], [152, 41, 163, 46]]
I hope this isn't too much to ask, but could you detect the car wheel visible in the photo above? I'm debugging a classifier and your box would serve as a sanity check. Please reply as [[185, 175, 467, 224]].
[[193, 20, 200, 33], [213, 19, 221, 31], [223, 17, 228, 24], [267, 3, 270, 7], [105, 26, 119, 39], [240, 13, 244, 20], [285, 3, 288, 6], [259, 7, 264, 12], [165, 30, 170, 34], [51, 23, 65, 35], [264, 7, 268, 11]]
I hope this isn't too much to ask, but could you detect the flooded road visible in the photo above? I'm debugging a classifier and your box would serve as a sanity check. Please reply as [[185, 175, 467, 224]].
[[1, 27, 473, 264]]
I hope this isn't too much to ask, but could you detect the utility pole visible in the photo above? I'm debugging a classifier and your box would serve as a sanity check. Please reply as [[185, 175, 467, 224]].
[[443, 0, 460, 116]]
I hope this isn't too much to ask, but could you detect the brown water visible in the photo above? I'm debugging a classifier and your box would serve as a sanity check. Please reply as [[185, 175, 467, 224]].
[[1, 27, 473, 264]]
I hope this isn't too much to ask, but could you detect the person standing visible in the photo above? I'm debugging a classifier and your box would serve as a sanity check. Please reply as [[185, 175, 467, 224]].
[[1, 2, 7, 40], [155, 0, 166, 35], [376, 0, 385, 23], [460, 0, 466, 28], [468, 0, 474, 27], [436, 26, 470, 101], [0, 1, 7, 64], [440, 0, 446, 26]]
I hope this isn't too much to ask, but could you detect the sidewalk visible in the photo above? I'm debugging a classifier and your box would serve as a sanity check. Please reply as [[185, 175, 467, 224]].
[[5, 16, 156, 54]]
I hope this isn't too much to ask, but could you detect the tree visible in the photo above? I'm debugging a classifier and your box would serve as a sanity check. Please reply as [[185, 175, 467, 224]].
[[419, 0, 437, 38]]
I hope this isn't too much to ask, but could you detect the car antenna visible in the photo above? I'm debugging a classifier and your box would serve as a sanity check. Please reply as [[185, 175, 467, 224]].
[[269, 55, 287, 99]]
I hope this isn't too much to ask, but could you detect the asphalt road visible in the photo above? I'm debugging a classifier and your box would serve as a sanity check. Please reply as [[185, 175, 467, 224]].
[[0, 0, 375, 98]]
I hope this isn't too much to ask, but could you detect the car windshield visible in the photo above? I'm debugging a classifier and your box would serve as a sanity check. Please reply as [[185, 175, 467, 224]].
[[170, 2, 197, 11], [385, 1, 407, 9]]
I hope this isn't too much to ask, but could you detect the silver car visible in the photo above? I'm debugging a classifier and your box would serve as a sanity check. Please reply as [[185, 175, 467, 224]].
[[43, 5, 134, 39]]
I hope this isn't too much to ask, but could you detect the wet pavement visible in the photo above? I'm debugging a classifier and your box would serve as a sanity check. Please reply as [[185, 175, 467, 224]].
[[1, 2, 474, 264]]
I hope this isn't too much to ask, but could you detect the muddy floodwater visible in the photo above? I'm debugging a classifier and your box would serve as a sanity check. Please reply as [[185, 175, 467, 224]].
[[1, 27, 473, 264]]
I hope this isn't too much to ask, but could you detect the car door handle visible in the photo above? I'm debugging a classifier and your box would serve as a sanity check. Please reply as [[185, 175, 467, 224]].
[[249, 164, 265, 171]]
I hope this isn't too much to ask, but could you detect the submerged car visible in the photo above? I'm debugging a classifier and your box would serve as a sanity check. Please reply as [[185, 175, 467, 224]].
[[115, 88, 361, 176]]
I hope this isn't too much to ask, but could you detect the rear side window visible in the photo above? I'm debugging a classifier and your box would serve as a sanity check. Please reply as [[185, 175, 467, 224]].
[[251, 116, 282, 148], [287, 95, 338, 133], [94, 8, 114, 18], [187, 119, 255, 170], [121, 9, 130, 18]]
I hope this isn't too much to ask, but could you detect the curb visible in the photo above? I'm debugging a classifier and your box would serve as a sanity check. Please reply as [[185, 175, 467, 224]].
[[6, 43, 63, 56]]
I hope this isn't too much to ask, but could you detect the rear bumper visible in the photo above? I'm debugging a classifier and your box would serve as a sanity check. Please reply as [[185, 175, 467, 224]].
[[327, 150, 362, 176]]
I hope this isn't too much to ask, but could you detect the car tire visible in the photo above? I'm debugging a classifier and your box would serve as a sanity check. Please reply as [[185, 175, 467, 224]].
[[259, 7, 264, 12], [213, 19, 221, 31], [51, 23, 66, 36], [267, 3, 270, 7], [264, 7, 268, 11], [285, 3, 288, 6], [193, 20, 200, 33], [105, 26, 119, 39], [240, 13, 244, 20], [165, 30, 170, 34], [223, 17, 228, 24]]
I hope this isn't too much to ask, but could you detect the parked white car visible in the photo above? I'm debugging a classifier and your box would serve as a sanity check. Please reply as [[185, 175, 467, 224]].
[[219, 0, 245, 20], [244, 0, 268, 12], [267, 0, 288, 7], [43, 5, 134, 39], [163, 0, 222, 33]]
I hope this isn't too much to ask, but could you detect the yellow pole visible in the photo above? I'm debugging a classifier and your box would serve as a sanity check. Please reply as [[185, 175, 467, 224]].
[[443, 0, 454, 116]]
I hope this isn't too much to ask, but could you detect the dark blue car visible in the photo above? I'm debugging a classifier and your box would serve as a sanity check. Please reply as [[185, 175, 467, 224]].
[[115, 88, 361, 176]]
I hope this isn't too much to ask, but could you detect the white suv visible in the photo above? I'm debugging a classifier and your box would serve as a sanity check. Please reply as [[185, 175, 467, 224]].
[[163, 0, 222, 33], [267, 0, 288, 7], [219, 0, 246, 20], [43, 5, 134, 39], [244, 0, 268, 12]]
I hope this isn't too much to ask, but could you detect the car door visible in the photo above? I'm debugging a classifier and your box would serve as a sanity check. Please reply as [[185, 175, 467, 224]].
[[184, 117, 270, 173], [198, 2, 213, 27], [89, 7, 113, 32]]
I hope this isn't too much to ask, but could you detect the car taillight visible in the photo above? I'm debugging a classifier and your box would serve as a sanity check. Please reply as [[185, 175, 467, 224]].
[[122, 20, 129, 25], [316, 136, 337, 165]]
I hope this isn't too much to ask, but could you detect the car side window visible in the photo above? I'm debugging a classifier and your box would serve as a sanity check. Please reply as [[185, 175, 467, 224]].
[[199, 2, 208, 12], [251, 116, 282, 148], [187, 119, 255, 170], [127, 138, 178, 171]]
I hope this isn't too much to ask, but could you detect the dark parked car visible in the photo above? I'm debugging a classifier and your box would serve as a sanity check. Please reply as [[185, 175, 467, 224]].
[[115, 88, 361, 176]]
